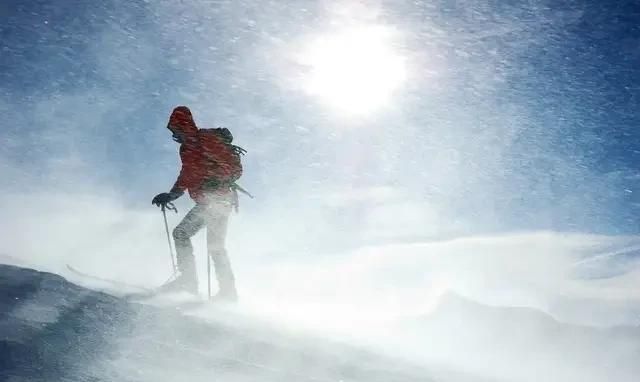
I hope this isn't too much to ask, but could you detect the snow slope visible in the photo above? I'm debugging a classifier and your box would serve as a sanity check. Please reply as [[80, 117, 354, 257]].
[[3, 227, 640, 382], [0, 264, 433, 382], [385, 292, 640, 382]]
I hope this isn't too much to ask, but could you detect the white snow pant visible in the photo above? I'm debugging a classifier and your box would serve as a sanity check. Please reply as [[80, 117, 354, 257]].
[[172, 196, 235, 295]]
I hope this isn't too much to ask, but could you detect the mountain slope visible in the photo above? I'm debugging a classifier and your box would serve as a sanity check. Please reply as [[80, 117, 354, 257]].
[[391, 292, 640, 382], [0, 264, 431, 382]]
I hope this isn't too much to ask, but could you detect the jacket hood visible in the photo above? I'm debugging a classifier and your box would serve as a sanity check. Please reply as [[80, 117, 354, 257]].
[[168, 106, 197, 136]]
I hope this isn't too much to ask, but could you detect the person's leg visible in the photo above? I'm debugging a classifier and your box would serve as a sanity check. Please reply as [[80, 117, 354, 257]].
[[205, 201, 237, 301], [161, 204, 206, 293]]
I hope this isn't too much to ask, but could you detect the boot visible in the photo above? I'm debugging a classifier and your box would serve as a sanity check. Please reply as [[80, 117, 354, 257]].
[[211, 287, 238, 303], [157, 272, 198, 295], [158, 254, 198, 295], [210, 249, 238, 303]]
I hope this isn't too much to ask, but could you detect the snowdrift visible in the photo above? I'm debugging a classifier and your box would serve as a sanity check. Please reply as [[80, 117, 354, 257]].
[[0, 264, 431, 382]]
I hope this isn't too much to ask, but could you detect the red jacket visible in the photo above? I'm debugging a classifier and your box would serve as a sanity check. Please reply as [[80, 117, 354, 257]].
[[167, 106, 239, 203]]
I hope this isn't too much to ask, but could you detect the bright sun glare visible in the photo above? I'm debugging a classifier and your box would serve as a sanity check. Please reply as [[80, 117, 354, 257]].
[[300, 26, 407, 116]]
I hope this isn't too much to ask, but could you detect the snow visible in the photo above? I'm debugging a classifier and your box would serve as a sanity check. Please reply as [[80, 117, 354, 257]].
[[3, 228, 640, 381], [0, 264, 432, 382]]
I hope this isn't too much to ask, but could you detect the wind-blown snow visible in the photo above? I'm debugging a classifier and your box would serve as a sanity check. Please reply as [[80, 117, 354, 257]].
[[0, 264, 434, 382], [2, 195, 640, 382]]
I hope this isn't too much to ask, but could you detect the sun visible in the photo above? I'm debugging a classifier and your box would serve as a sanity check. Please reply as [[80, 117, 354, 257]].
[[299, 25, 407, 116]]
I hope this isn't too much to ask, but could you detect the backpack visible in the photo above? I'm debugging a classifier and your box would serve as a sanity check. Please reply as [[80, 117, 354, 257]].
[[198, 128, 246, 185]]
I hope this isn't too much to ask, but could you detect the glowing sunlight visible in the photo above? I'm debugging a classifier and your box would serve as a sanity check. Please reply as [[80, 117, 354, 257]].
[[299, 25, 407, 116]]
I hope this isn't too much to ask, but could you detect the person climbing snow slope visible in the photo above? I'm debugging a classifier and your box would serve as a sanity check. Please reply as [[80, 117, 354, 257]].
[[152, 106, 247, 302]]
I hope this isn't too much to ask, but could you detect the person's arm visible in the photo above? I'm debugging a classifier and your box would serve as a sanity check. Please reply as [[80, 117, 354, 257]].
[[152, 147, 189, 207], [168, 161, 188, 199]]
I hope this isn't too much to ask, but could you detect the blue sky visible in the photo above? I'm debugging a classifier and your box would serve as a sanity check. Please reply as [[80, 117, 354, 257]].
[[1, 0, 639, 247]]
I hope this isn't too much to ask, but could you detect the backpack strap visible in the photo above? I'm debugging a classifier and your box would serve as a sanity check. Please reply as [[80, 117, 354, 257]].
[[231, 183, 253, 198], [230, 144, 247, 156], [229, 183, 253, 213]]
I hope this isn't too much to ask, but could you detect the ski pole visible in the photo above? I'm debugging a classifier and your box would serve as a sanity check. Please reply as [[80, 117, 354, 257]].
[[161, 202, 178, 274], [207, 252, 212, 300]]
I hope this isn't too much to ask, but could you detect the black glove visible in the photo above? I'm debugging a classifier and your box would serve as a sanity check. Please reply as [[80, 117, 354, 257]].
[[152, 192, 179, 208]]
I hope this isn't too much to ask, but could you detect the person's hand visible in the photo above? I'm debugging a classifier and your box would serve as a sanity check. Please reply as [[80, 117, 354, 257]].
[[152, 192, 175, 208]]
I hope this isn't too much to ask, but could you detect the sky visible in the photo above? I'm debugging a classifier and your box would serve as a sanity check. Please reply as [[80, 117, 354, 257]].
[[2, 0, 639, 249], [2, 2, 640, 380]]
